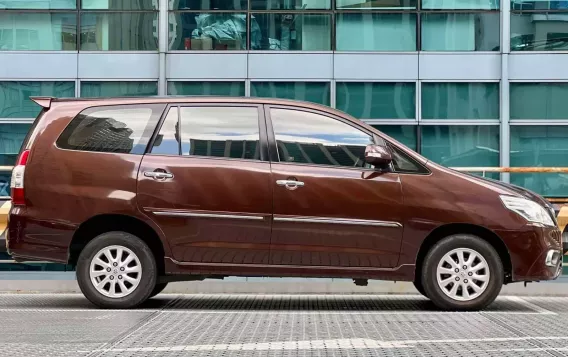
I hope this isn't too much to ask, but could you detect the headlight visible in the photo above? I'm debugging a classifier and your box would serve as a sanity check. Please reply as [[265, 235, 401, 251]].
[[500, 195, 555, 226]]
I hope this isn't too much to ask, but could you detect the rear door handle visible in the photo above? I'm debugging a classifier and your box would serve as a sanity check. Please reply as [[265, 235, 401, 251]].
[[144, 171, 174, 180], [276, 180, 305, 190]]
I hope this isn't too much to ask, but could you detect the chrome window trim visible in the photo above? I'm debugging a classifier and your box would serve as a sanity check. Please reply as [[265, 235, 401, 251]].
[[153, 211, 265, 221], [274, 216, 402, 228]]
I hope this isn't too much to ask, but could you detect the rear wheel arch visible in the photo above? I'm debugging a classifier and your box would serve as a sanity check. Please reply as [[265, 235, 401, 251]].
[[415, 223, 512, 284], [68, 214, 167, 275]]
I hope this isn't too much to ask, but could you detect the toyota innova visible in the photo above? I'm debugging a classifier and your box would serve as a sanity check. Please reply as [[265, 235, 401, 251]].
[[7, 96, 562, 310]]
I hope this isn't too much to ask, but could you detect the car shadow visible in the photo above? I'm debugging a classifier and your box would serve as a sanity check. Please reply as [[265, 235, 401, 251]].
[[0, 294, 537, 313]]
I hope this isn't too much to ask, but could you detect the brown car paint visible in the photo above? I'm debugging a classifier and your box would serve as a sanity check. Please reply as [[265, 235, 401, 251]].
[[6, 96, 562, 284]]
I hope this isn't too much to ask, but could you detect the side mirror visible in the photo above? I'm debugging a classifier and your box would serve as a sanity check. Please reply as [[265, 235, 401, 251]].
[[365, 144, 392, 167]]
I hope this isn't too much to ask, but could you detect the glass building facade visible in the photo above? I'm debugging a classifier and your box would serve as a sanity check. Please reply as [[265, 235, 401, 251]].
[[0, 0, 568, 271]]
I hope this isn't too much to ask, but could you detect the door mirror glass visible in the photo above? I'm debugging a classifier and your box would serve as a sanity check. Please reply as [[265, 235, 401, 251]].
[[365, 144, 392, 167]]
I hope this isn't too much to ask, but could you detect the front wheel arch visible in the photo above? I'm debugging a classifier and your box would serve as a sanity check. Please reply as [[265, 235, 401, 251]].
[[414, 223, 512, 285]]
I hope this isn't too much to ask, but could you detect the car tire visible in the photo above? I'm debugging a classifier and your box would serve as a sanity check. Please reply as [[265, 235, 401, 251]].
[[413, 279, 427, 298], [76, 231, 157, 309], [421, 234, 503, 311], [149, 283, 168, 298]]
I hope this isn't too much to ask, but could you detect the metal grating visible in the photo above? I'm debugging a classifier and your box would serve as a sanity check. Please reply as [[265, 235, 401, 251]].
[[0, 294, 566, 357]]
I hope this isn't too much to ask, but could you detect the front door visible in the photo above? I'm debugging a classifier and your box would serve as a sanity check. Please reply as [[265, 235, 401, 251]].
[[137, 104, 273, 265], [267, 106, 404, 268]]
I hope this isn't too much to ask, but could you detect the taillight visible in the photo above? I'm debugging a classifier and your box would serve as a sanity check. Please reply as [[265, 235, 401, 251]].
[[11, 149, 30, 205]]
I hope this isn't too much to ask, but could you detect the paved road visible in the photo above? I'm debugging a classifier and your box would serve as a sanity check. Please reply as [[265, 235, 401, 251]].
[[2, 294, 568, 356]]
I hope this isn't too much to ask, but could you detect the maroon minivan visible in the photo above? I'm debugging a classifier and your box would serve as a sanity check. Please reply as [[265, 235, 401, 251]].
[[7, 96, 562, 310]]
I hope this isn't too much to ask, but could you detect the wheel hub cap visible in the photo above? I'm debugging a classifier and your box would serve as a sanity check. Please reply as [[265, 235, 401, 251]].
[[436, 248, 490, 302], [89, 245, 142, 298]]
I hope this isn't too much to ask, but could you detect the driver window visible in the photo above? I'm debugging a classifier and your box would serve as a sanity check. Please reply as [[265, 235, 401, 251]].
[[270, 108, 373, 168]]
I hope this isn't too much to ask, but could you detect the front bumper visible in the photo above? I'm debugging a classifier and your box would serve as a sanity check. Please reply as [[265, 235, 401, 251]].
[[498, 224, 562, 282]]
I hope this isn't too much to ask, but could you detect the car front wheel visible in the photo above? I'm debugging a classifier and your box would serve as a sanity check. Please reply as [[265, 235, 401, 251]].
[[421, 234, 504, 311], [76, 231, 158, 309]]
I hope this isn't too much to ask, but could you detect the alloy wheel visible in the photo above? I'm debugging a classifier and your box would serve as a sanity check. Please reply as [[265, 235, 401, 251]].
[[436, 248, 490, 301], [89, 245, 142, 298]]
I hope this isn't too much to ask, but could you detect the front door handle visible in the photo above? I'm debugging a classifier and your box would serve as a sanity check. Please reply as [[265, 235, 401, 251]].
[[276, 179, 305, 190], [144, 171, 174, 180]]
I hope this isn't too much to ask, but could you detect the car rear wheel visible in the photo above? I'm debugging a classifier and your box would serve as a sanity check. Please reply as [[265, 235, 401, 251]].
[[149, 283, 168, 298], [76, 231, 157, 309], [421, 234, 503, 311]]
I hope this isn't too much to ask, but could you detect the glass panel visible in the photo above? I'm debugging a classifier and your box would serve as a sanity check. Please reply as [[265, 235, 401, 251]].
[[168, 81, 245, 96], [0, 124, 32, 166], [81, 81, 158, 97], [0, 173, 11, 197], [0, 13, 77, 50], [82, 0, 157, 9], [421, 13, 500, 51], [252, 0, 331, 9], [421, 125, 500, 178], [0, 82, 75, 118], [253, 13, 331, 50], [0, 0, 76, 9], [336, 13, 416, 51], [80, 12, 158, 51], [57, 104, 165, 154], [337, 0, 416, 9], [168, 13, 247, 50], [511, 83, 568, 120], [336, 82, 415, 119], [422, 83, 499, 120], [271, 108, 373, 167], [251, 82, 330, 105], [511, 13, 568, 51], [179, 107, 261, 160], [151, 108, 180, 155], [373, 125, 417, 151], [511, 0, 568, 11], [169, 0, 246, 9], [511, 126, 568, 197], [423, 0, 499, 9]]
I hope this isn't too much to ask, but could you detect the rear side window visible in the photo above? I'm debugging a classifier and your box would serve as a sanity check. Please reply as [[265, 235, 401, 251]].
[[57, 104, 165, 155], [151, 106, 261, 161]]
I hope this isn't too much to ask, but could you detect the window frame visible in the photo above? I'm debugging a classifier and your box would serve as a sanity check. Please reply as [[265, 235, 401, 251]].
[[146, 102, 269, 162]]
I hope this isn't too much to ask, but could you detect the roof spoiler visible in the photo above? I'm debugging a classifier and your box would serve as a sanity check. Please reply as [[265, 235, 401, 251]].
[[30, 96, 54, 109]]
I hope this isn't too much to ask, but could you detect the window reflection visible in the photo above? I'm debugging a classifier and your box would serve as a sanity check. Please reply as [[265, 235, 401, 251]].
[[421, 13, 500, 51], [511, 126, 568, 197], [0, 13, 77, 50], [510, 83, 568, 120], [337, 82, 416, 119], [169, 12, 248, 50], [179, 107, 261, 160], [251, 0, 331, 10], [0, 124, 31, 166], [253, 13, 331, 50], [80, 82, 158, 97], [168, 81, 245, 96], [421, 125, 499, 178], [80, 13, 158, 51], [511, 13, 568, 51], [251, 82, 330, 105], [271, 109, 373, 167], [170, 0, 247, 10], [422, 83, 499, 120], [0, 81, 75, 118], [336, 13, 416, 51], [336, 0, 415, 9]]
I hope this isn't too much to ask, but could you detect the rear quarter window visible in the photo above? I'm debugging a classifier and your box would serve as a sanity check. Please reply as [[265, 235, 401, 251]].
[[56, 104, 165, 154]]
